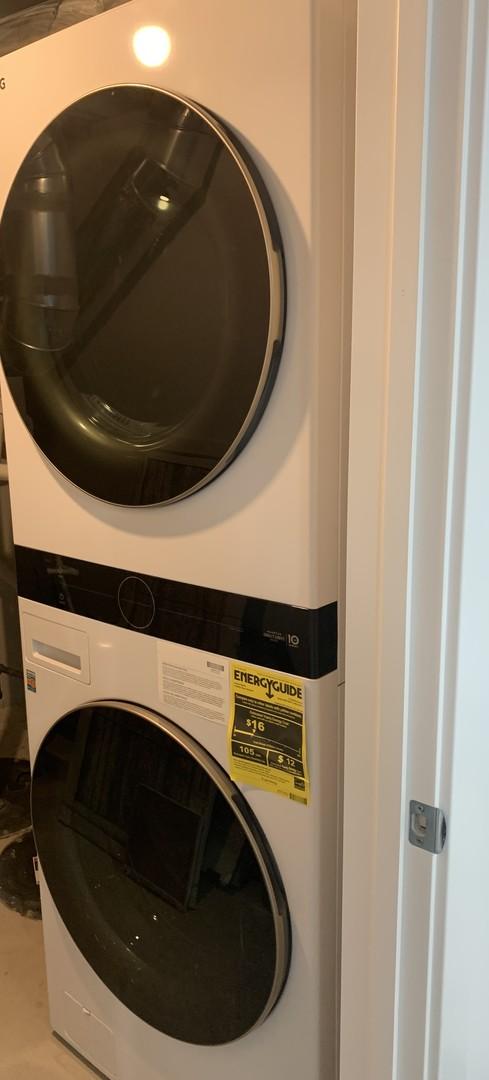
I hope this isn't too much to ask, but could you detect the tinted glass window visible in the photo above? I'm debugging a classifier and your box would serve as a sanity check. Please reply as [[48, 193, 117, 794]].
[[0, 86, 284, 504], [31, 704, 290, 1045]]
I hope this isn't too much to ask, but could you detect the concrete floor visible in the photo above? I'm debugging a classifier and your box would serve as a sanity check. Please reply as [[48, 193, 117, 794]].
[[0, 879, 96, 1078]]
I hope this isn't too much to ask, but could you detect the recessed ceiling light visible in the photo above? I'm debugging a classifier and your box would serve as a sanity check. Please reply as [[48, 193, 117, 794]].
[[132, 26, 171, 68]]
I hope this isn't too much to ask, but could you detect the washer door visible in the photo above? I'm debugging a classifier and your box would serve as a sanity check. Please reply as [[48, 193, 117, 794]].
[[0, 86, 285, 505], [31, 701, 291, 1045]]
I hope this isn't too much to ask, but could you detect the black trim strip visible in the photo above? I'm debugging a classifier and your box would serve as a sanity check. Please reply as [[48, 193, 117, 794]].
[[14, 546, 337, 680]]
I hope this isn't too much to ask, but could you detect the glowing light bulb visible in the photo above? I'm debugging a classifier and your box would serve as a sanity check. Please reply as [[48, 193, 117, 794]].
[[133, 26, 171, 67]]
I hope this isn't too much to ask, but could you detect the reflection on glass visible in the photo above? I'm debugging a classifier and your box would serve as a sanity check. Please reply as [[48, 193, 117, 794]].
[[0, 87, 283, 505], [32, 706, 289, 1045], [73, 101, 222, 359], [0, 0, 129, 61], [1, 131, 79, 352]]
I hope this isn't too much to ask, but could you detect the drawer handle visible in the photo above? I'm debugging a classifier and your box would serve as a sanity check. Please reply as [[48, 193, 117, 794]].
[[32, 639, 81, 671]]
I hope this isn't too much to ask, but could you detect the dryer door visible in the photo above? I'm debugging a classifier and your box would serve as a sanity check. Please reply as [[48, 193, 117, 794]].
[[31, 701, 291, 1045], [0, 85, 285, 505]]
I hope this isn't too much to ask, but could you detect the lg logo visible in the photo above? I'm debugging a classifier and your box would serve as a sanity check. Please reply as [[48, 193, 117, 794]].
[[0, 78, 5, 90]]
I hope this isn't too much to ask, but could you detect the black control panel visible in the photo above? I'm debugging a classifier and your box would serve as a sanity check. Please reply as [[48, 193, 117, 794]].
[[15, 546, 337, 680]]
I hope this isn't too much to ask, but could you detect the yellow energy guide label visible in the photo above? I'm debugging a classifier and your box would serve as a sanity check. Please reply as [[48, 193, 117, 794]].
[[228, 662, 309, 804]]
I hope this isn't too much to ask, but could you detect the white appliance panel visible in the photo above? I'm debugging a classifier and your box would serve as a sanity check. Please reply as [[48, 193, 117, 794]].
[[0, 0, 344, 609], [21, 598, 339, 1079]]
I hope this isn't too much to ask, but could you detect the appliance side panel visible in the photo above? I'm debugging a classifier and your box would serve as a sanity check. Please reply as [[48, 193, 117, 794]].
[[311, 0, 355, 616]]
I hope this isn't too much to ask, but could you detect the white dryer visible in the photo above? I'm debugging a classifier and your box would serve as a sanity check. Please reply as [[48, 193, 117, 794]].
[[0, 0, 348, 614], [20, 568, 340, 1080]]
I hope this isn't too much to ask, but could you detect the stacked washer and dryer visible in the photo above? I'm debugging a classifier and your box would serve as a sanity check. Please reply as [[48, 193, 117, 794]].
[[0, 2, 351, 1078]]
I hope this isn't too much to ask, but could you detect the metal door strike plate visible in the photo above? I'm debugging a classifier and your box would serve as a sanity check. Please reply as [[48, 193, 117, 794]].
[[409, 800, 447, 854]]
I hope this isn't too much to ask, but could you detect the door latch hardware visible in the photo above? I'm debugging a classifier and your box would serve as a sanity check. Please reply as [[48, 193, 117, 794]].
[[409, 801, 446, 854]]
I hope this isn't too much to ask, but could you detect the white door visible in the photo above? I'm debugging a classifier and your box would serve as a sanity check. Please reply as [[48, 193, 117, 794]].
[[343, 1, 489, 1078]]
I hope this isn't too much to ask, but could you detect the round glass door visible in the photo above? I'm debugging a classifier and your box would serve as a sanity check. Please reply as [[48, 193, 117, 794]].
[[0, 86, 285, 505], [31, 702, 291, 1045]]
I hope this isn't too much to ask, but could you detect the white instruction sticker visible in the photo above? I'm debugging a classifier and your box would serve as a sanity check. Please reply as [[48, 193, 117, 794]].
[[157, 640, 228, 725]]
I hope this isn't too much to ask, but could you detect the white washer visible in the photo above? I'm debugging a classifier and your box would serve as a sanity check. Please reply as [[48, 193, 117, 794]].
[[0, 0, 347, 614], [20, 585, 339, 1080]]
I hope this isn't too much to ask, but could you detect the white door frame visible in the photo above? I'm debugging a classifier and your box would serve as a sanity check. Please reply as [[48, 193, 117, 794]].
[[341, 2, 485, 1077], [397, 2, 489, 1077]]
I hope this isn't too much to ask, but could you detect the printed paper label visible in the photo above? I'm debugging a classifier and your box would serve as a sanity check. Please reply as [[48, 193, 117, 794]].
[[228, 662, 309, 804], [158, 641, 228, 725], [26, 669, 36, 693]]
